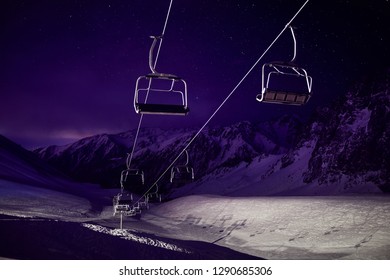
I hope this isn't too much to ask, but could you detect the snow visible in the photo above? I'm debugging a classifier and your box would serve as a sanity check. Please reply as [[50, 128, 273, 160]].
[[171, 139, 317, 197], [1, 174, 389, 259], [137, 195, 390, 260], [345, 108, 372, 133], [0, 178, 258, 259], [82, 223, 191, 253], [0, 179, 92, 220]]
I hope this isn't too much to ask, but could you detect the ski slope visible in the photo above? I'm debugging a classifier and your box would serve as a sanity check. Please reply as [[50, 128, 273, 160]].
[[0, 179, 257, 259], [1, 179, 389, 259], [123, 195, 390, 260]]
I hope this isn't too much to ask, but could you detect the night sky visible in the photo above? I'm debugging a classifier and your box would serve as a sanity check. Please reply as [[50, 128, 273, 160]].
[[1, 0, 389, 149]]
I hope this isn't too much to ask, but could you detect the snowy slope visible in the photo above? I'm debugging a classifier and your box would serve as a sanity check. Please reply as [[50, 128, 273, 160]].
[[169, 137, 381, 197], [135, 195, 390, 260], [0, 135, 69, 189], [0, 134, 110, 210], [0, 175, 258, 259], [2, 179, 389, 260], [0, 135, 259, 259]]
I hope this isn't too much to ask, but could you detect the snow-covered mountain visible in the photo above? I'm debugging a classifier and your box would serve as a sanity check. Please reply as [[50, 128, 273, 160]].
[[0, 134, 115, 214], [33, 69, 390, 195], [300, 70, 390, 193], [34, 116, 303, 190], [0, 134, 71, 191]]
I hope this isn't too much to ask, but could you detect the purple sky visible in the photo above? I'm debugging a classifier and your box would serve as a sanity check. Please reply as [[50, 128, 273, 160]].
[[1, 0, 389, 148]]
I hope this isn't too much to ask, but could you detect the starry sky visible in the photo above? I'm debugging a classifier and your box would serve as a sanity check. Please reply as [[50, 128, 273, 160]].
[[1, 0, 389, 149]]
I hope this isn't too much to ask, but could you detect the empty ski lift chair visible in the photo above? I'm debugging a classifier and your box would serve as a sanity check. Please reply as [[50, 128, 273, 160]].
[[130, 202, 142, 215], [256, 26, 312, 105], [170, 150, 194, 184], [139, 195, 149, 210], [117, 192, 133, 205], [113, 193, 134, 215], [120, 205, 137, 217], [134, 36, 189, 116], [120, 169, 144, 191], [114, 203, 130, 213], [170, 166, 194, 183], [114, 198, 141, 217], [147, 184, 162, 203]]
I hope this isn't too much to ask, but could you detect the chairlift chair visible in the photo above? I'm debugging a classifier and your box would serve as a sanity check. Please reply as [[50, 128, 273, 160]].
[[113, 192, 134, 216], [170, 150, 194, 184], [146, 184, 162, 203], [256, 26, 312, 105], [131, 202, 142, 215], [139, 196, 149, 210], [114, 202, 141, 217], [170, 166, 194, 184], [114, 204, 130, 212], [120, 169, 144, 191], [116, 192, 133, 205], [123, 209, 137, 216], [134, 36, 189, 116]]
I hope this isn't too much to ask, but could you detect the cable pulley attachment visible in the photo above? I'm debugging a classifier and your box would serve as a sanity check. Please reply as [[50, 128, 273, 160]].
[[256, 25, 313, 105]]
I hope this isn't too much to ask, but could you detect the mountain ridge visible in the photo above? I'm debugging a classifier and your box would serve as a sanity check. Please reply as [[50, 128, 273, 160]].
[[33, 116, 302, 190]]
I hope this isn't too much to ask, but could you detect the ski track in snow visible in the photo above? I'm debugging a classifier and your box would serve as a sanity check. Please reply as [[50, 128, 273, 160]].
[[0, 180, 92, 220], [82, 223, 191, 254]]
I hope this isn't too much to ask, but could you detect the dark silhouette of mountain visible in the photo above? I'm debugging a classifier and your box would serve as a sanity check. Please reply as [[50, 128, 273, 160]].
[[34, 117, 303, 190], [0, 134, 107, 209], [0, 134, 70, 190]]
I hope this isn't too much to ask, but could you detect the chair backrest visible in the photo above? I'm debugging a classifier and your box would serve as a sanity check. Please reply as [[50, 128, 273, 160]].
[[120, 169, 144, 190]]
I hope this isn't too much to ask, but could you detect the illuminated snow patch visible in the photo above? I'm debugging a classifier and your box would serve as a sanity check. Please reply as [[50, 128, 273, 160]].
[[82, 223, 191, 254], [0, 211, 34, 219]]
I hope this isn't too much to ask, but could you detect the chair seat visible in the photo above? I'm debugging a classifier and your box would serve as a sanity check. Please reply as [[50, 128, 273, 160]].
[[135, 103, 189, 115], [146, 73, 181, 80], [258, 89, 310, 105]]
